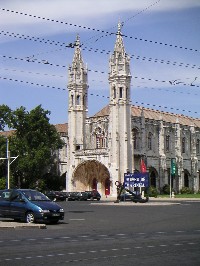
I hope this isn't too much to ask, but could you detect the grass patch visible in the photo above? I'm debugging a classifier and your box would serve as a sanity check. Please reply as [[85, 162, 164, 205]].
[[158, 194, 200, 198]]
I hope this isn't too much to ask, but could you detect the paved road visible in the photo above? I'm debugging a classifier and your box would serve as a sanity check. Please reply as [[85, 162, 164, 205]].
[[0, 199, 200, 265]]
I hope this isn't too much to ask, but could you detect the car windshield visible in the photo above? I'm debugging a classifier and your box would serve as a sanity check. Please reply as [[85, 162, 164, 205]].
[[21, 190, 50, 201]]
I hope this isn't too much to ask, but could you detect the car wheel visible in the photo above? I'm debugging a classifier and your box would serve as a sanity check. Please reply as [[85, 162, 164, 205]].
[[25, 212, 35, 223]]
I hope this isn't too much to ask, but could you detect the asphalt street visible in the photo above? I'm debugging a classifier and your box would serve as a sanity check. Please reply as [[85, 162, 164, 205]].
[[0, 199, 200, 266]]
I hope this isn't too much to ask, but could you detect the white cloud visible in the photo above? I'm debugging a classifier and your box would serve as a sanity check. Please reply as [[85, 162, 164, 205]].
[[1, 0, 200, 36]]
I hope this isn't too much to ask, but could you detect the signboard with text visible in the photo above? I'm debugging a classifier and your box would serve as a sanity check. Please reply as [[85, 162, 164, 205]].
[[124, 172, 149, 188]]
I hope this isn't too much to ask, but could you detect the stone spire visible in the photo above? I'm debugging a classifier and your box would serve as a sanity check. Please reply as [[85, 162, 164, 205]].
[[114, 21, 125, 55]]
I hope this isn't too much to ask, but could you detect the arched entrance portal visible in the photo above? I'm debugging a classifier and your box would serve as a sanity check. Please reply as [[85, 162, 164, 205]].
[[149, 168, 158, 188], [72, 160, 111, 196]]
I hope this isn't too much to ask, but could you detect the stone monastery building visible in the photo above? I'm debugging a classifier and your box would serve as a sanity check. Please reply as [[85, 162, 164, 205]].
[[56, 23, 200, 196]]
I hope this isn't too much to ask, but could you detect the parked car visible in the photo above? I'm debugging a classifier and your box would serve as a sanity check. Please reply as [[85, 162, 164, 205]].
[[68, 192, 88, 201], [45, 191, 65, 201], [119, 192, 135, 201], [85, 190, 101, 201], [0, 189, 64, 224]]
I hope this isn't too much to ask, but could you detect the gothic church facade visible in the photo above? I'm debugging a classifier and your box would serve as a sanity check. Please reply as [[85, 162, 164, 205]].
[[58, 23, 200, 196]]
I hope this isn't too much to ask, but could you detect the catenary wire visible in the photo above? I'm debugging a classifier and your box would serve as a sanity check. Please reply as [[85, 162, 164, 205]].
[[1, 66, 199, 98], [0, 7, 199, 53], [0, 76, 199, 116], [1, 54, 199, 88], [1, 30, 199, 71]]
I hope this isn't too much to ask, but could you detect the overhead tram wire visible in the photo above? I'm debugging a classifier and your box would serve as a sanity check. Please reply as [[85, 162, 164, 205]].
[[1, 54, 199, 89], [0, 7, 199, 53], [0, 67, 65, 78], [0, 76, 199, 116], [0, 55, 200, 88], [83, 0, 161, 45], [1, 30, 199, 71], [1, 64, 199, 98]]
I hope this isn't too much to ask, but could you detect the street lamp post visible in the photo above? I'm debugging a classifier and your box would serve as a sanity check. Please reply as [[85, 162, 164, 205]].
[[0, 137, 18, 189]]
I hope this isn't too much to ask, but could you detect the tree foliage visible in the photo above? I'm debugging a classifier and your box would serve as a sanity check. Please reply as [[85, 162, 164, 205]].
[[0, 105, 64, 189]]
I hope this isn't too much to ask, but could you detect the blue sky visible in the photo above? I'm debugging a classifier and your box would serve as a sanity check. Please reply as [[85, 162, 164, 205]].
[[0, 0, 200, 126]]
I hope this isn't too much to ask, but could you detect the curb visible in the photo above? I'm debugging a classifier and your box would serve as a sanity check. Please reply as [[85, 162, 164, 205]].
[[0, 221, 46, 229]]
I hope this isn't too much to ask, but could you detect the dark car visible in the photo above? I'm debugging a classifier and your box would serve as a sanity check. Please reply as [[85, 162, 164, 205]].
[[68, 192, 88, 201], [45, 191, 65, 201], [85, 190, 101, 201], [119, 192, 135, 201], [0, 189, 64, 224]]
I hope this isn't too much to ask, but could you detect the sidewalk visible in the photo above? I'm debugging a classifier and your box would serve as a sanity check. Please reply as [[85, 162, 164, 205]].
[[101, 195, 200, 201], [0, 219, 46, 229]]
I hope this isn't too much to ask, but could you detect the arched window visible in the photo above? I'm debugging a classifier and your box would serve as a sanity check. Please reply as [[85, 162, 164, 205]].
[[119, 87, 123, 98], [148, 132, 153, 150], [76, 95, 80, 105], [196, 139, 200, 154], [133, 129, 139, 150], [166, 135, 170, 152], [182, 137, 186, 153], [95, 127, 107, 149], [71, 95, 74, 105], [113, 87, 116, 99]]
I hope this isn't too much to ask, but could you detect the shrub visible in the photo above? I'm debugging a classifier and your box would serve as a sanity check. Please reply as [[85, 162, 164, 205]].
[[0, 177, 6, 189], [162, 184, 170, 195], [180, 187, 193, 194], [147, 186, 158, 197]]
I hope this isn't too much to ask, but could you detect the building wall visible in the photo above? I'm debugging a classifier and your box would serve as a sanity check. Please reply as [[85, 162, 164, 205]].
[[57, 113, 200, 194]]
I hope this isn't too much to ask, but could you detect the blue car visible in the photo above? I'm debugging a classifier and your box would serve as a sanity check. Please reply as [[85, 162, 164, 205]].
[[0, 189, 64, 224]]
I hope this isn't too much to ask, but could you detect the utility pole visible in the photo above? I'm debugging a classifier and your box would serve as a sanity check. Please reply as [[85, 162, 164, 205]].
[[0, 137, 19, 189]]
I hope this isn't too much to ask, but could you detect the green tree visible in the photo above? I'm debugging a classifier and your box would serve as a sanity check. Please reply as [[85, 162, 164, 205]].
[[0, 105, 64, 188], [0, 104, 12, 131]]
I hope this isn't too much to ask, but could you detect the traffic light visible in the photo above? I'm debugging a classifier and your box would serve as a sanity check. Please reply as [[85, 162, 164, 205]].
[[171, 158, 176, 175]]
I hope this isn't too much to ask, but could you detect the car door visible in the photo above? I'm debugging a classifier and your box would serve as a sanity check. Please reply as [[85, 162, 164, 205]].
[[9, 190, 27, 219], [0, 190, 11, 217]]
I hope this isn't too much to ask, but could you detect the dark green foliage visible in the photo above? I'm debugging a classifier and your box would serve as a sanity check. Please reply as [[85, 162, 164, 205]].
[[0, 105, 12, 131], [43, 173, 66, 191], [180, 187, 193, 194], [0, 177, 6, 189], [147, 186, 159, 197], [0, 105, 64, 189], [162, 184, 170, 195]]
